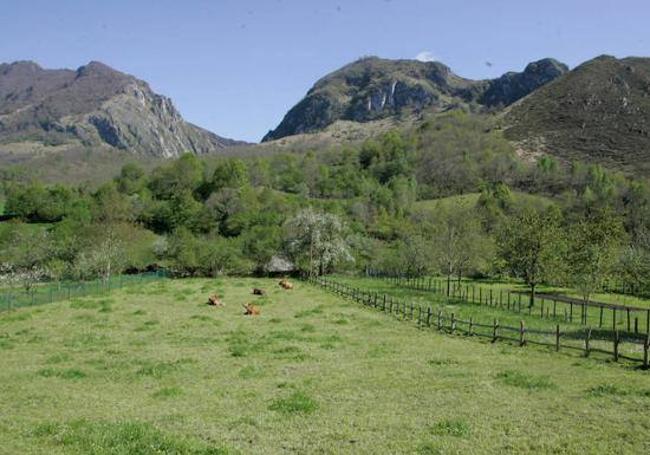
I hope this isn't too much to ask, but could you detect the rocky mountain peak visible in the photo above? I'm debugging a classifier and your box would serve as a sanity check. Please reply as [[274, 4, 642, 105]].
[[262, 57, 568, 142], [0, 60, 243, 157]]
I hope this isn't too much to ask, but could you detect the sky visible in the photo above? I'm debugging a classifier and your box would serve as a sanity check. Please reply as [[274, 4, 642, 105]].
[[1, 0, 648, 142]]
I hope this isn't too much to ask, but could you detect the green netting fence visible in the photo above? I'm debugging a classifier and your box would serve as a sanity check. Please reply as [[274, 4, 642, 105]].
[[0, 270, 167, 312]]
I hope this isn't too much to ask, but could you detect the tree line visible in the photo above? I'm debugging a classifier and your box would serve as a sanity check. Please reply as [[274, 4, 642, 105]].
[[1, 111, 650, 300]]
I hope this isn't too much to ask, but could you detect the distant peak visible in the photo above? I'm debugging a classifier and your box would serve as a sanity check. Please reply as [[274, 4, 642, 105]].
[[1, 60, 43, 74], [76, 61, 122, 78], [524, 58, 569, 74]]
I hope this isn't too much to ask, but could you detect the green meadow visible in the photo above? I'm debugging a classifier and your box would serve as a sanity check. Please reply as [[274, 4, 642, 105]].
[[1, 278, 649, 454]]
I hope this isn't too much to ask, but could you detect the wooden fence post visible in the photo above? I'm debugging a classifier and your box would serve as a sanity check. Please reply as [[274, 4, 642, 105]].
[[519, 320, 526, 346], [555, 325, 560, 352], [599, 306, 604, 328], [627, 308, 631, 332], [613, 308, 617, 331], [426, 307, 432, 327], [468, 317, 473, 336], [585, 327, 592, 357], [492, 319, 499, 343], [643, 333, 650, 370], [437, 310, 442, 330]]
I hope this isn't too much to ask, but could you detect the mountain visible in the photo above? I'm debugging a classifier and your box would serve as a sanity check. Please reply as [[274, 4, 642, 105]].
[[0, 61, 242, 157], [262, 56, 567, 142], [503, 55, 650, 175]]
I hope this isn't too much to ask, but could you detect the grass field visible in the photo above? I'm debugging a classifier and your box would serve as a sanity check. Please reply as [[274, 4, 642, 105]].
[[331, 276, 650, 361], [435, 276, 650, 310], [412, 191, 553, 213], [1, 278, 650, 454]]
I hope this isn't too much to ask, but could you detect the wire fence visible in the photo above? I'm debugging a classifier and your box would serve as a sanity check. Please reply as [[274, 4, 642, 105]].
[[368, 271, 650, 337], [0, 270, 167, 312], [312, 276, 650, 370]]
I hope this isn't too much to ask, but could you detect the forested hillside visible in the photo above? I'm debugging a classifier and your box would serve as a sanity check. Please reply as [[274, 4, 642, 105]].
[[3, 111, 650, 300]]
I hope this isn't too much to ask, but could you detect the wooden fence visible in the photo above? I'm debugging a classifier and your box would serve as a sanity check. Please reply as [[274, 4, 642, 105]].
[[371, 272, 650, 338], [311, 276, 650, 370]]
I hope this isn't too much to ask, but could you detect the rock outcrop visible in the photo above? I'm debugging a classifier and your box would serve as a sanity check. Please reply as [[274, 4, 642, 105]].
[[0, 61, 242, 157], [262, 57, 568, 142]]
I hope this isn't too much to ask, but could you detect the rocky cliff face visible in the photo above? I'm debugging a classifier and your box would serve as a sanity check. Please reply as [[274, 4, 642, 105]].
[[479, 58, 568, 107], [0, 61, 241, 157], [262, 57, 568, 142]]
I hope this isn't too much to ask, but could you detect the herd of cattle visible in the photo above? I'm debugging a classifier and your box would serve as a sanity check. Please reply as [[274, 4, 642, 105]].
[[206, 278, 295, 316]]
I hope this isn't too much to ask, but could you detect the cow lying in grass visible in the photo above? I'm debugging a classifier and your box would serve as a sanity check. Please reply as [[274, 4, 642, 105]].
[[242, 303, 260, 316], [207, 295, 224, 307], [278, 279, 294, 290], [252, 288, 266, 296]]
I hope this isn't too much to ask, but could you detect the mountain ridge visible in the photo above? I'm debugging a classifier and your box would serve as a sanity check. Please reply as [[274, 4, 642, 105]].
[[503, 54, 650, 175], [0, 60, 244, 157], [262, 56, 568, 142]]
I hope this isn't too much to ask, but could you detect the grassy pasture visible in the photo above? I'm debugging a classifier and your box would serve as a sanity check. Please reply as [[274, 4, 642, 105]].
[[334, 276, 649, 362], [435, 276, 650, 310], [1, 277, 649, 454]]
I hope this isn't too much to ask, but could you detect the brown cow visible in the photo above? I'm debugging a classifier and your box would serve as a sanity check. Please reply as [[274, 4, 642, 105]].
[[278, 279, 294, 290], [207, 294, 224, 307], [252, 288, 266, 296], [242, 303, 261, 316]]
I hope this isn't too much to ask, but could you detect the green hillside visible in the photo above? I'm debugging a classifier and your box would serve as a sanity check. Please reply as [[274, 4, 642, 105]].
[[505, 55, 650, 176]]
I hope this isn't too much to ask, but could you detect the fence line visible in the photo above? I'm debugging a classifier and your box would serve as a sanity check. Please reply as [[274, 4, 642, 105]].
[[369, 272, 650, 338], [0, 271, 167, 312], [311, 276, 650, 370]]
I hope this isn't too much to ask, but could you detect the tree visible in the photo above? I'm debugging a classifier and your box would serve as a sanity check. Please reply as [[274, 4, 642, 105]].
[[566, 211, 625, 304], [115, 163, 146, 195], [148, 153, 204, 200], [396, 233, 431, 278], [0, 223, 51, 292], [81, 229, 126, 283], [618, 228, 650, 295], [427, 203, 492, 296], [241, 225, 281, 274], [497, 207, 565, 307], [284, 208, 352, 276], [211, 159, 249, 192]]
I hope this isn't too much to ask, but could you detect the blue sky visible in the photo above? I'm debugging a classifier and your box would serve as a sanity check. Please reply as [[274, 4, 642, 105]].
[[1, 0, 648, 142]]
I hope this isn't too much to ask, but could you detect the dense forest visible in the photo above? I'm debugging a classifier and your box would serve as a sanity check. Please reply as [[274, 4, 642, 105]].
[[2, 112, 650, 302]]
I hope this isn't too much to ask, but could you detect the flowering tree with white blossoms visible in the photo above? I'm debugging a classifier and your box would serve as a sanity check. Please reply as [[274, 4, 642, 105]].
[[284, 208, 353, 277]]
